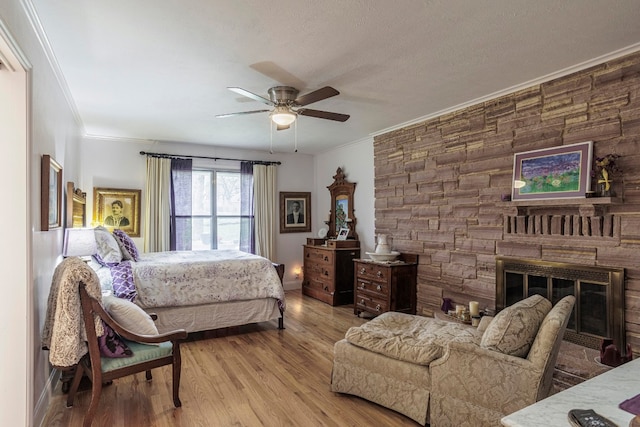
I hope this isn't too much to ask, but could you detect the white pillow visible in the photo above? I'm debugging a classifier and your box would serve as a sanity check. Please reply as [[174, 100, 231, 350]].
[[102, 295, 159, 339], [94, 226, 123, 264]]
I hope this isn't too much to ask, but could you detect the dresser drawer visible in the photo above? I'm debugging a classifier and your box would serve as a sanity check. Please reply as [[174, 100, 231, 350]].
[[305, 261, 335, 279], [355, 277, 389, 297], [305, 247, 334, 266], [355, 262, 390, 283], [304, 276, 333, 293], [355, 293, 388, 314]]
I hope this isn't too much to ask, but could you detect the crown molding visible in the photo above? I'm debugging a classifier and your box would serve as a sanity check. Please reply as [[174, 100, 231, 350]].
[[371, 42, 640, 138], [21, 0, 84, 131]]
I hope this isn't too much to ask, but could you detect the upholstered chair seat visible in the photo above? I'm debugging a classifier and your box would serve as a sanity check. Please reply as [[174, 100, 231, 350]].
[[331, 294, 575, 426]]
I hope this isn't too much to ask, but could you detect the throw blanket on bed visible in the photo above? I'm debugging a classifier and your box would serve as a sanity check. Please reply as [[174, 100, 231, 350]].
[[42, 257, 104, 368], [130, 250, 286, 309]]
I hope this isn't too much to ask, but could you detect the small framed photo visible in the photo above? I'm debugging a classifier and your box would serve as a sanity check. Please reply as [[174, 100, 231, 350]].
[[93, 187, 141, 237], [41, 155, 63, 231], [280, 192, 311, 233], [336, 227, 350, 240]]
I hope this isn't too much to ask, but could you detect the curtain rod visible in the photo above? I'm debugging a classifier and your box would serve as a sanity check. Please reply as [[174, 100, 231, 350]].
[[139, 151, 281, 165]]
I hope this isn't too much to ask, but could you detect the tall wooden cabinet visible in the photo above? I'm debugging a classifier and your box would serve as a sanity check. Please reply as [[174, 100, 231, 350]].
[[302, 241, 361, 306], [354, 254, 418, 317]]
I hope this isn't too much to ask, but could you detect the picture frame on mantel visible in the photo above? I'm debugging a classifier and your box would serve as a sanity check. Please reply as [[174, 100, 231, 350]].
[[41, 154, 63, 231], [511, 141, 593, 201]]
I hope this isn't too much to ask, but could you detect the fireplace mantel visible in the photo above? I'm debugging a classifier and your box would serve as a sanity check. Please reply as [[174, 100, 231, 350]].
[[503, 197, 622, 239], [507, 197, 621, 208]]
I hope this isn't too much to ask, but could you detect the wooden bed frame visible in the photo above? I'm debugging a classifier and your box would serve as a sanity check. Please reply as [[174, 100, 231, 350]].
[[66, 182, 285, 333]]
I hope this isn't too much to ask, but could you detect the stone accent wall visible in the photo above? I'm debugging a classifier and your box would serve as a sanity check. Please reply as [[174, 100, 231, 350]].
[[373, 50, 640, 352]]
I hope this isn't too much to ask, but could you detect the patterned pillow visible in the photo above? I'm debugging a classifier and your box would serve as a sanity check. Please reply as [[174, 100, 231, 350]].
[[109, 261, 137, 302], [94, 226, 123, 264], [480, 294, 551, 357], [113, 229, 140, 261], [98, 321, 133, 358]]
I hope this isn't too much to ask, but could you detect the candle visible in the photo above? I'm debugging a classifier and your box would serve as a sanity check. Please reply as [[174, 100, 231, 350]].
[[455, 305, 464, 316], [469, 301, 480, 317]]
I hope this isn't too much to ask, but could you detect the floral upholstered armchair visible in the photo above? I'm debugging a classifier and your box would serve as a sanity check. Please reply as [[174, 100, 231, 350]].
[[331, 294, 575, 426]]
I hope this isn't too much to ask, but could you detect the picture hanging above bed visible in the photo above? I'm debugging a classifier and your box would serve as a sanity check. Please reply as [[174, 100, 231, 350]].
[[93, 187, 141, 237]]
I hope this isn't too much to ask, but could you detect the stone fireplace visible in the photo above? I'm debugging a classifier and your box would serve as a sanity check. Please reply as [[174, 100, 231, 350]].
[[372, 50, 640, 356], [496, 257, 626, 356]]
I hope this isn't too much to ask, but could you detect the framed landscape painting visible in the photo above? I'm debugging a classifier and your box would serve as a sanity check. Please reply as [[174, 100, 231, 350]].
[[41, 155, 63, 231], [511, 141, 593, 201]]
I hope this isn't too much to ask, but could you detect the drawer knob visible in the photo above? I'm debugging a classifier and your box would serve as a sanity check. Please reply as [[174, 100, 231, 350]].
[[376, 285, 382, 291], [375, 304, 381, 312], [359, 283, 365, 290], [359, 267, 366, 274], [376, 271, 383, 278], [360, 299, 365, 305]]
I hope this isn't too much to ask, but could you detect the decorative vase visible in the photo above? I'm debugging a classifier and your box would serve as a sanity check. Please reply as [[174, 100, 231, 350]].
[[375, 234, 391, 254], [596, 169, 615, 197]]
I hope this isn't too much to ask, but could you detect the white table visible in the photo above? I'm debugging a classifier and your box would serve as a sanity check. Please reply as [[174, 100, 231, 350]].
[[501, 357, 640, 426]]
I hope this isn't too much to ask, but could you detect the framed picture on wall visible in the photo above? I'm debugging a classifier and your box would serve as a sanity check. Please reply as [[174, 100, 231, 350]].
[[280, 192, 311, 233], [41, 154, 63, 231], [93, 187, 141, 237], [511, 141, 593, 201]]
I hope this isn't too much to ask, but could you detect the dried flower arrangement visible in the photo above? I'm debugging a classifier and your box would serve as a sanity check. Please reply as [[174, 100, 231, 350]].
[[592, 154, 621, 192]]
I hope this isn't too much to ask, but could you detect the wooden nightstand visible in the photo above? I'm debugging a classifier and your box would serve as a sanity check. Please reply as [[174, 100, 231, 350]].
[[353, 254, 418, 317]]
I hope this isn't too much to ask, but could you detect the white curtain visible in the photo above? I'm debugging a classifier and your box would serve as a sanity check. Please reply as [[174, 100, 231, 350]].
[[253, 164, 277, 260], [143, 157, 172, 252]]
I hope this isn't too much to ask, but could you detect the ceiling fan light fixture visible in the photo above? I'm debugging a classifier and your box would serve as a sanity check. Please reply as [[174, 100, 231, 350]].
[[270, 106, 297, 126]]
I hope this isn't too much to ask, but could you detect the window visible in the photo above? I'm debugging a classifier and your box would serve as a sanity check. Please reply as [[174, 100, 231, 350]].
[[190, 169, 242, 250]]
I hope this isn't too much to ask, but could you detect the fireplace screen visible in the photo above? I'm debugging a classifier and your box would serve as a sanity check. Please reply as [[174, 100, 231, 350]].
[[497, 257, 625, 353]]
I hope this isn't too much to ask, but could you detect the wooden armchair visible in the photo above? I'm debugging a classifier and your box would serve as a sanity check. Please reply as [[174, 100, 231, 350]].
[[66, 283, 188, 427]]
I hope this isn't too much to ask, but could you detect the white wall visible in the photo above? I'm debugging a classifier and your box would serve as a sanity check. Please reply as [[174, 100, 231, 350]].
[[0, 2, 84, 426], [0, 22, 29, 427], [314, 137, 376, 255], [81, 138, 314, 289]]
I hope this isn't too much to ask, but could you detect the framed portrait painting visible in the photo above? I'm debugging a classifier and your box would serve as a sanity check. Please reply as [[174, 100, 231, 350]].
[[41, 155, 63, 231], [512, 141, 593, 201], [280, 192, 311, 233], [93, 187, 141, 237]]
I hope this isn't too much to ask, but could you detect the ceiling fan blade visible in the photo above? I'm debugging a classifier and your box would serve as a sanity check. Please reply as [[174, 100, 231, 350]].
[[298, 108, 350, 122], [228, 87, 274, 106], [276, 124, 290, 131], [215, 109, 270, 118], [294, 86, 339, 106]]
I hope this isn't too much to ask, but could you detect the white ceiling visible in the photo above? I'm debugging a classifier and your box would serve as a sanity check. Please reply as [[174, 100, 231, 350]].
[[30, 0, 640, 155]]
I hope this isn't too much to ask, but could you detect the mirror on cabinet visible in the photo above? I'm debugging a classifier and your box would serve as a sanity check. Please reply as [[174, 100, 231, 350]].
[[327, 167, 358, 240]]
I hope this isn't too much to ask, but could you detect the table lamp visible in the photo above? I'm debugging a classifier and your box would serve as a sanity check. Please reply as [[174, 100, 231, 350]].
[[62, 228, 97, 261]]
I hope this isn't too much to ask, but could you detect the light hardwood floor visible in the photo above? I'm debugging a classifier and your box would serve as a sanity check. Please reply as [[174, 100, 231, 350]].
[[42, 290, 420, 426]]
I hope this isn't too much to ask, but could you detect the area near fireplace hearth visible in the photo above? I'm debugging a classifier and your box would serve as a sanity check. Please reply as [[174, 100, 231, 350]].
[[373, 49, 640, 356]]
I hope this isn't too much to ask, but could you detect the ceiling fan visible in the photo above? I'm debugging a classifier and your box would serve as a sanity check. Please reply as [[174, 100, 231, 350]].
[[216, 86, 350, 130]]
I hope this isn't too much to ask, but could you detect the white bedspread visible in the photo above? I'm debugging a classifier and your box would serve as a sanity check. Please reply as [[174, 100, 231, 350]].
[[131, 250, 285, 309]]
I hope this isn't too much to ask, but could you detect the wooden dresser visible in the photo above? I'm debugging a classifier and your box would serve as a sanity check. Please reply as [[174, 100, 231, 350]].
[[353, 254, 418, 317], [302, 240, 361, 306]]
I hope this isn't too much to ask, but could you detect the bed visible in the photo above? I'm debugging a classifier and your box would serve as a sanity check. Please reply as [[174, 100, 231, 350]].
[[67, 182, 286, 334]]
